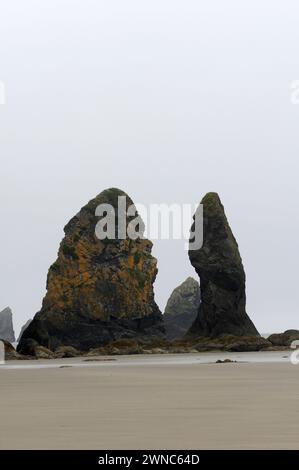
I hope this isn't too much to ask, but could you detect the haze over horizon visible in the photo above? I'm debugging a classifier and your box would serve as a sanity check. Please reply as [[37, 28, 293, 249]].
[[1, 1, 298, 336]]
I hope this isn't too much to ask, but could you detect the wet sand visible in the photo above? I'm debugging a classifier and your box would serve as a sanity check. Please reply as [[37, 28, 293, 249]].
[[0, 352, 298, 449]]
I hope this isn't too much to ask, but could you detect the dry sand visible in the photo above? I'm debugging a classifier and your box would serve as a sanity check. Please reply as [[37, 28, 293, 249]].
[[0, 352, 298, 449]]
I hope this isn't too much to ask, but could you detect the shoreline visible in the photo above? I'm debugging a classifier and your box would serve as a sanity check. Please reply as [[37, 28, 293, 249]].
[[1, 350, 293, 370]]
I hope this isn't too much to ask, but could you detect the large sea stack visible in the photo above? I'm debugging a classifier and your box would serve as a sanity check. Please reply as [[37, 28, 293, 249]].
[[164, 277, 200, 339], [18, 188, 164, 353], [188, 193, 258, 337], [0, 307, 15, 343]]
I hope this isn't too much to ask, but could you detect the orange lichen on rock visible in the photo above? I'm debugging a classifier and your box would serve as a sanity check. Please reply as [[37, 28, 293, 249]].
[[18, 188, 164, 353]]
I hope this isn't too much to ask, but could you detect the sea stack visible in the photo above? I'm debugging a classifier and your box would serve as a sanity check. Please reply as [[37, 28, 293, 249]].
[[188, 193, 259, 337], [18, 188, 164, 353], [0, 307, 15, 343], [164, 277, 200, 339]]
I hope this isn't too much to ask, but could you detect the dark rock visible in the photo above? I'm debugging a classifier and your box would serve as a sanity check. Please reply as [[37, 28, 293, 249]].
[[18, 338, 40, 356], [223, 336, 270, 352], [1, 340, 26, 360], [2, 340, 18, 360], [34, 346, 55, 359], [54, 346, 81, 358], [164, 277, 200, 339], [17, 319, 32, 342], [191, 335, 270, 352], [268, 330, 299, 347], [18, 188, 164, 353], [103, 339, 142, 355], [86, 347, 107, 357], [84, 336, 271, 355], [188, 193, 259, 338], [216, 358, 237, 363], [0, 307, 15, 343], [15, 338, 53, 359], [83, 358, 116, 362]]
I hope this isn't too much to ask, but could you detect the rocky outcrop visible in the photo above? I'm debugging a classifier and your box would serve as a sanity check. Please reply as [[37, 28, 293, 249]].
[[268, 330, 299, 347], [0, 307, 15, 343], [18, 188, 164, 353], [1, 340, 26, 360], [54, 346, 81, 358], [163, 277, 200, 339], [86, 335, 271, 355], [17, 319, 32, 342], [188, 193, 259, 338], [16, 338, 54, 358]]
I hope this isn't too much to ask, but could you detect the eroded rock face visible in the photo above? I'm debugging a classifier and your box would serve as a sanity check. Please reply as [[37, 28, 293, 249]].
[[163, 277, 200, 339], [0, 307, 15, 343], [188, 193, 259, 338], [18, 188, 164, 353]]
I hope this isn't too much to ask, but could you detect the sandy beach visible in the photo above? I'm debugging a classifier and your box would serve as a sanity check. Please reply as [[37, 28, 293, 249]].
[[0, 351, 298, 449]]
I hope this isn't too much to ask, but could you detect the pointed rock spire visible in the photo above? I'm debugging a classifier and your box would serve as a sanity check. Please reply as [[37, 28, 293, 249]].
[[188, 192, 259, 337]]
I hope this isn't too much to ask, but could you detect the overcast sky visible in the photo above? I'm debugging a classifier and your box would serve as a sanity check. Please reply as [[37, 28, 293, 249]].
[[0, 1, 298, 336]]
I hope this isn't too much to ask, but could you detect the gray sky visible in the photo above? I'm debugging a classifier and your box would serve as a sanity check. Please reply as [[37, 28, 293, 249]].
[[0, 1, 298, 336]]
